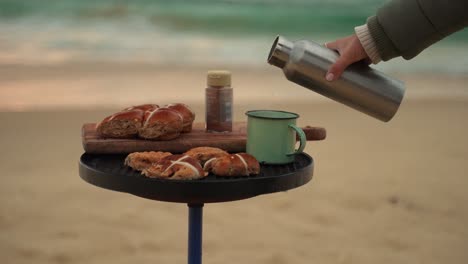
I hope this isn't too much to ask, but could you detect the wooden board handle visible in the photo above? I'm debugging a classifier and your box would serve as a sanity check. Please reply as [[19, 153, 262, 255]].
[[301, 126, 326, 141]]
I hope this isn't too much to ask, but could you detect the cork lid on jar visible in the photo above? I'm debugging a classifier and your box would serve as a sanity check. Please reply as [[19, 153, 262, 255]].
[[207, 70, 231, 87]]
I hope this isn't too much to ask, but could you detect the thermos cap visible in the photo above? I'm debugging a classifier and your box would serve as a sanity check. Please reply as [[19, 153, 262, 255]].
[[207, 70, 231, 86]]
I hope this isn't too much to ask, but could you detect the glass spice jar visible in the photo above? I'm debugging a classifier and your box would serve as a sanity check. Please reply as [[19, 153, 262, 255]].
[[205, 70, 233, 132]]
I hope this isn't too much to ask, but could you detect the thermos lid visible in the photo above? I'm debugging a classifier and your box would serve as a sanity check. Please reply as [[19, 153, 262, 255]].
[[207, 70, 231, 86]]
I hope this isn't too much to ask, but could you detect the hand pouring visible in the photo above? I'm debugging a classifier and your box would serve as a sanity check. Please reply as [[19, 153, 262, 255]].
[[268, 35, 406, 122]]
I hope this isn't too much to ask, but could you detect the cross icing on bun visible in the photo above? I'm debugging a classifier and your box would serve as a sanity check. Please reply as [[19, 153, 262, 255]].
[[139, 108, 183, 140]]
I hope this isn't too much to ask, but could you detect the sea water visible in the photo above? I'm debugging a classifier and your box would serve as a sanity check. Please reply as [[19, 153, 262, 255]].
[[0, 0, 466, 74]]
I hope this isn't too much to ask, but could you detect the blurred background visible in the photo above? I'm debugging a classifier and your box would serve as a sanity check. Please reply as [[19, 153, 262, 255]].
[[1, 0, 467, 110], [1, 1, 467, 264], [1, 0, 467, 71]]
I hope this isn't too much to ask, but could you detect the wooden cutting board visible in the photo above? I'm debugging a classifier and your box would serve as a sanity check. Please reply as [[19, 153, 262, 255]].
[[82, 122, 326, 154]]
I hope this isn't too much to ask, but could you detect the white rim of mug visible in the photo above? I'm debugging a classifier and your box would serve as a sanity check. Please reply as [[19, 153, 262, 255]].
[[245, 110, 299, 120]]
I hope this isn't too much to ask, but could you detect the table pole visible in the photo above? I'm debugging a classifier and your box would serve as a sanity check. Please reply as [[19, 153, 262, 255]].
[[188, 203, 203, 264]]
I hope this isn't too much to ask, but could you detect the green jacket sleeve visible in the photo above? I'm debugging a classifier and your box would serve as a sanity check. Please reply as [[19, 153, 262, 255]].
[[366, 0, 468, 61]]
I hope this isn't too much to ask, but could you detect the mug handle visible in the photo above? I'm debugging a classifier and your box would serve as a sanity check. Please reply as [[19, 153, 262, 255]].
[[287, 124, 306, 156]]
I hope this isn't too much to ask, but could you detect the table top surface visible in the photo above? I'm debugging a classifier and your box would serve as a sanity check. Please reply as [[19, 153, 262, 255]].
[[79, 153, 314, 203]]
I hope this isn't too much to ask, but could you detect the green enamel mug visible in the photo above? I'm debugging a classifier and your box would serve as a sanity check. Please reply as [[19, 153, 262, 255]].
[[246, 110, 306, 164]]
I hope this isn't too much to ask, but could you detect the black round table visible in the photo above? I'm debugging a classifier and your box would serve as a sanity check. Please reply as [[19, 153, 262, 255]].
[[79, 153, 314, 264]]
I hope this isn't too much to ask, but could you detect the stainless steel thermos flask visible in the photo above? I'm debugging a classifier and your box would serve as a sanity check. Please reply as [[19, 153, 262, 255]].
[[268, 35, 405, 122]]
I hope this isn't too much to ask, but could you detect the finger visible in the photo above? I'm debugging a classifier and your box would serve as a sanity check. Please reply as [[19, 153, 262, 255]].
[[326, 56, 351, 81], [325, 41, 338, 51]]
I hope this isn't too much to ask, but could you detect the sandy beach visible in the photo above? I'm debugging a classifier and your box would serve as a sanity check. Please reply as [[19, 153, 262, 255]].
[[0, 64, 467, 264]]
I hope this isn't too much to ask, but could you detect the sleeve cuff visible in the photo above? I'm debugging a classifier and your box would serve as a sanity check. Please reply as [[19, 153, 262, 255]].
[[355, 24, 382, 64]]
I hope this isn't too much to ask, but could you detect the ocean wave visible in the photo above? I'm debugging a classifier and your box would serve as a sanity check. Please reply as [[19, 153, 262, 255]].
[[0, 0, 466, 74]]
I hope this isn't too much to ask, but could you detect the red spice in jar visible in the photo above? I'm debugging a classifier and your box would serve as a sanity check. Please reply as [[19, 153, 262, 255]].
[[205, 70, 233, 132]]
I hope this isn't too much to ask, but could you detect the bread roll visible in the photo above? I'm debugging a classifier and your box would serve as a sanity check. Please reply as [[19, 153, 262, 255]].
[[96, 109, 144, 138], [165, 103, 195, 133], [124, 151, 172, 171], [184, 147, 228, 166], [138, 108, 183, 140], [143, 155, 207, 180], [204, 153, 260, 177], [123, 104, 159, 112]]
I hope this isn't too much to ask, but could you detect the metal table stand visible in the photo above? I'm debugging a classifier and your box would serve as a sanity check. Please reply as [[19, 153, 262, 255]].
[[79, 153, 314, 264]]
